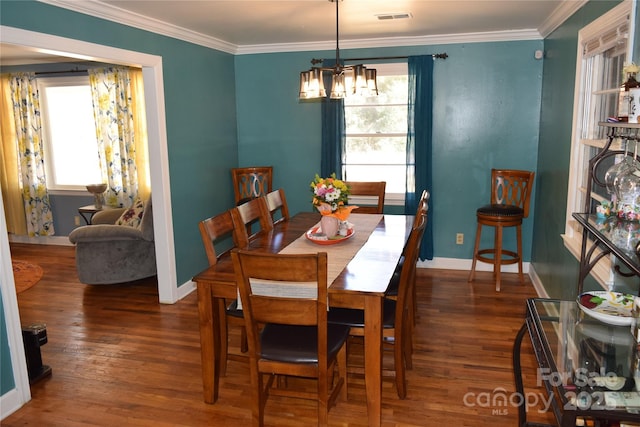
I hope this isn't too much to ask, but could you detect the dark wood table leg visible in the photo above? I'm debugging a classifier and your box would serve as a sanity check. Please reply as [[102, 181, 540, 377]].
[[197, 283, 221, 404], [364, 295, 383, 426]]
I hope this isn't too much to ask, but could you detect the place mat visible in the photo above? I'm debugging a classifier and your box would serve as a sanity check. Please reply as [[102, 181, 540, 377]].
[[279, 213, 383, 285]]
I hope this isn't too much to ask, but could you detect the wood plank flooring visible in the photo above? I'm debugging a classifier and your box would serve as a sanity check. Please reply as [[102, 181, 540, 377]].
[[4, 243, 556, 426]]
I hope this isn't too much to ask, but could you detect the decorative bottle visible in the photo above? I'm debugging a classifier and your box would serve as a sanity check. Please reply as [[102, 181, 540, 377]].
[[617, 63, 640, 122]]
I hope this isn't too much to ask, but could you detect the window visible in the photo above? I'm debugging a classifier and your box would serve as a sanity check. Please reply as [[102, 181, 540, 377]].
[[343, 63, 408, 205], [38, 76, 101, 192], [563, 2, 632, 286]]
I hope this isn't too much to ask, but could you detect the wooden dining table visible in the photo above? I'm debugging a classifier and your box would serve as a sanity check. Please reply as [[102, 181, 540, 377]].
[[193, 211, 413, 426]]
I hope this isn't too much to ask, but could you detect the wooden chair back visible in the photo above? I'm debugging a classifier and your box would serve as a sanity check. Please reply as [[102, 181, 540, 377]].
[[414, 190, 429, 227], [231, 250, 346, 426], [232, 250, 327, 334], [490, 169, 535, 218], [230, 196, 274, 247], [231, 166, 273, 206], [345, 181, 386, 214], [265, 188, 290, 225], [198, 209, 248, 373], [198, 210, 237, 266]]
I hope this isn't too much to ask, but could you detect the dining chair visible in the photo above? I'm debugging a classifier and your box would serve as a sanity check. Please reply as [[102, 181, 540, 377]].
[[231, 166, 273, 206], [385, 190, 430, 325], [198, 210, 247, 375], [231, 250, 350, 427], [265, 188, 290, 225], [230, 196, 274, 248], [327, 202, 428, 399], [468, 169, 535, 292], [344, 181, 386, 214]]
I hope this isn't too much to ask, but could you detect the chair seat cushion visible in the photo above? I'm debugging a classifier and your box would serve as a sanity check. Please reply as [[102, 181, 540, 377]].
[[226, 299, 244, 318], [259, 323, 350, 364], [327, 299, 397, 329], [477, 204, 524, 217]]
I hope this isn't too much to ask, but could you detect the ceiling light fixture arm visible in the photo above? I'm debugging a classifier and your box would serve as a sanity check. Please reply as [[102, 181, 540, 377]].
[[333, 0, 342, 73]]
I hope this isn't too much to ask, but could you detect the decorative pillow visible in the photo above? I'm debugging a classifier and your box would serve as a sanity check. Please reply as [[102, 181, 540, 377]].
[[115, 197, 145, 228]]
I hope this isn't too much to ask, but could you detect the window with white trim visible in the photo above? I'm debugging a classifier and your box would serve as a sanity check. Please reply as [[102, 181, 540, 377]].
[[343, 63, 408, 205], [38, 75, 101, 192], [563, 1, 633, 287]]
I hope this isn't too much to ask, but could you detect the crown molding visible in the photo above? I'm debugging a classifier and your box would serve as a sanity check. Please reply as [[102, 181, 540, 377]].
[[538, 0, 588, 38], [39, 0, 584, 56], [38, 0, 237, 54], [235, 29, 543, 55]]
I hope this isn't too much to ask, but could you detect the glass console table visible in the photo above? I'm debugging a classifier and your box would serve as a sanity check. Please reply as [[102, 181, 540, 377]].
[[514, 298, 639, 426], [573, 213, 640, 296]]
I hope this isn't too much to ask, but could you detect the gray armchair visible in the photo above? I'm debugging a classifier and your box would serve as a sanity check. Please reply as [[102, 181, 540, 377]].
[[69, 197, 156, 284]]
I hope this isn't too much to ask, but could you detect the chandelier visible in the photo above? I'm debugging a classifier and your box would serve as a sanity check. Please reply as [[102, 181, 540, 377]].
[[299, 0, 378, 100]]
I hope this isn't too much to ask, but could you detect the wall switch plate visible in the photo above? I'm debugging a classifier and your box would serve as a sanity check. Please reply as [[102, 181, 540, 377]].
[[74, 216, 81, 226], [456, 233, 464, 245]]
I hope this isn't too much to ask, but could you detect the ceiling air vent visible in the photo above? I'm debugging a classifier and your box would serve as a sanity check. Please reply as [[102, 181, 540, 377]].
[[376, 12, 412, 21]]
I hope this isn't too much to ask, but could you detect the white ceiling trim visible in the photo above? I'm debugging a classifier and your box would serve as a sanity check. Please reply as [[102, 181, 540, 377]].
[[538, 0, 588, 38], [39, 0, 237, 54], [39, 0, 580, 56], [235, 29, 543, 55]]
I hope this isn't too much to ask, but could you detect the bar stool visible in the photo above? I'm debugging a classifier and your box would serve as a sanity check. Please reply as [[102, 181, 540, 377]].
[[468, 169, 535, 291]]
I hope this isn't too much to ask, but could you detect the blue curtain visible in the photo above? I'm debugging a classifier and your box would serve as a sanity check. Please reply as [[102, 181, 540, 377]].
[[320, 60, 345, 178], [406, 55, 434, 260]]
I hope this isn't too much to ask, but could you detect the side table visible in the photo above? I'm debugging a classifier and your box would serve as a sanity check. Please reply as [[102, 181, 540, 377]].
[[77, 205, 117, 225]]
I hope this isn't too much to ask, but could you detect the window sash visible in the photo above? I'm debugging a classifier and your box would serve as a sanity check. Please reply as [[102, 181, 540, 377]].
[[343, 63, 408, 203], [38, 75, 101, 192]]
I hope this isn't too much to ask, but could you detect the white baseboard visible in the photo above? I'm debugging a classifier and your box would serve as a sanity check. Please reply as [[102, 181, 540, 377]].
[[177, 279, 197, 301], [8, 234, 73, 246], [417, 256, 529, 274], [527, 263, 549, 298]]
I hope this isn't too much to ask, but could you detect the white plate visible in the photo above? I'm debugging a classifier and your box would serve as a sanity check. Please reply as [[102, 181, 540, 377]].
[[577, 291, 635, 326]]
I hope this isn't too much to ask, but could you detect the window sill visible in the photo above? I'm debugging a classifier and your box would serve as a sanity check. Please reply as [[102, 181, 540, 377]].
[[47, 189, 91, 196]]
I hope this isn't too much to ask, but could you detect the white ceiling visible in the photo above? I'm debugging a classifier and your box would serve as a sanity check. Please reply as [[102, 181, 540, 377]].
[[1, 0, 582, 65]]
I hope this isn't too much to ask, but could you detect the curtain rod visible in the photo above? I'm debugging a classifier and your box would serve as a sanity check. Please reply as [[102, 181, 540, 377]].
[[34, 67, 87, 76], [311, 52, 448, 65]]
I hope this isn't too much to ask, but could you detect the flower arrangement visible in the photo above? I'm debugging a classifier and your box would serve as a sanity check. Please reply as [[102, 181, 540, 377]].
[[310, 173, 359, 221], [310, 173, 349, 212]]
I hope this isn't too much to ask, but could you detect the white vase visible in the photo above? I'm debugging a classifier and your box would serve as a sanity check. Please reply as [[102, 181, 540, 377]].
[[320, 216, 339, 237]]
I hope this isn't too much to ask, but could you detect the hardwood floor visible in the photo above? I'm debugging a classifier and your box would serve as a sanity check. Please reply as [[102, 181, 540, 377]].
[[5, 243, 555, 426]]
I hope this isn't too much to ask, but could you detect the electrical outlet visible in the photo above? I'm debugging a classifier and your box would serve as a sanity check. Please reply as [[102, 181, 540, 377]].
[[74, 216, 81, 226], [456, 233, 464, 245]]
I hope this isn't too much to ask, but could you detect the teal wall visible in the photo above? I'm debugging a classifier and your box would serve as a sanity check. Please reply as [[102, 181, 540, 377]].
[[235, 40, 543, 260], [1, 293, 16, 395], [532, 0, 623, 300], [1, 1, 239, 287]]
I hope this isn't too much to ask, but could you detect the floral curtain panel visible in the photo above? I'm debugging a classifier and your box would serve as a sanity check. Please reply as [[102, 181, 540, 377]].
[[89, 67, 139, 208], [0, 75, 27, 235], [8, 72, 55, 236]]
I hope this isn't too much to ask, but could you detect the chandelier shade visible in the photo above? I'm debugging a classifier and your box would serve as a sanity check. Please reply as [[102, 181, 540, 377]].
[[298, 0, 378, 100]]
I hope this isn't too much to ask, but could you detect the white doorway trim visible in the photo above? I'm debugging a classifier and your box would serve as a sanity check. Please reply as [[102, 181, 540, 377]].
[[0, 24, 178, 418], [0, 25, 177, 304]]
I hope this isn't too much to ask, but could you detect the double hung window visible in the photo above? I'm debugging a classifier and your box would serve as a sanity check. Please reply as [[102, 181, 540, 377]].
[[38, 75, 101, 192], [563, 2, 632, 286], [343, 63, 408, 205]]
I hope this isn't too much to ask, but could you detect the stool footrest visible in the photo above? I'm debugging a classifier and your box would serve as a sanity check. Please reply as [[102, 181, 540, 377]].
[[476, 248, 520, 266]]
